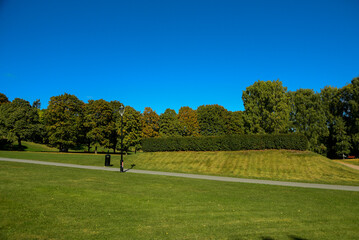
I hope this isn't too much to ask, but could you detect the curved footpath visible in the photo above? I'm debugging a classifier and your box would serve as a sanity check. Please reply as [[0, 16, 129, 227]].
[[1, 157, 359, 192], [336, 161, 359, 171]]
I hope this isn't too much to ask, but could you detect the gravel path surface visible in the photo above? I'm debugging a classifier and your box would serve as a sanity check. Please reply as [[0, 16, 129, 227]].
[[1, 157, 359, 192], [336, 161, 359, 170]]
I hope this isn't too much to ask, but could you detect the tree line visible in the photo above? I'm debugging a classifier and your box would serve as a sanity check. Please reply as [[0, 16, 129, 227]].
[[0, 77, 358, 158]]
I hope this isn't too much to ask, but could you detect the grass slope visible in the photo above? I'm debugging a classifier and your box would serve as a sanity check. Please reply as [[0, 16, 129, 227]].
[[1, 161, 359, 240], [339, 159, 359, 166], [1, 150, 358, 185], [20, 141, 59, 152]]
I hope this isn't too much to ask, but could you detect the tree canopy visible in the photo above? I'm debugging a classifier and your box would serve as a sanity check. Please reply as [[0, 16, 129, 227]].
[[242, 80, 290, 134], [3, 76, 359, 158], [0, 98, 40, 146], [44, 93, 84, 151]]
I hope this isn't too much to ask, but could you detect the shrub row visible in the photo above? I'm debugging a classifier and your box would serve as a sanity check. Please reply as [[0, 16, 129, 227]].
[[142, 134, 308, 152]]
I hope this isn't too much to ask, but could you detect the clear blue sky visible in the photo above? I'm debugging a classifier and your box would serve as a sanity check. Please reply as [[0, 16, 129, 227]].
[[1, 0, 358, 113]]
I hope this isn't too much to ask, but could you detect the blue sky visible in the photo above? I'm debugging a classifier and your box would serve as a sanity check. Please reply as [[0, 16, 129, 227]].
[[1, 0, 359, 113]]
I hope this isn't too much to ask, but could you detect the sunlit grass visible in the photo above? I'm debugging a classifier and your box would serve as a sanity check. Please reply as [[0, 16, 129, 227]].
[[0, 161, 358, 240], [127, 150, 359, 185], [339, 159, 359, 166], [1, 150, 358, 185]]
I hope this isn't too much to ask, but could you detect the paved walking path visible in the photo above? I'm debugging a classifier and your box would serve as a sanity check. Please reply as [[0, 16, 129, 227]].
[[1, 157, 359, 192]]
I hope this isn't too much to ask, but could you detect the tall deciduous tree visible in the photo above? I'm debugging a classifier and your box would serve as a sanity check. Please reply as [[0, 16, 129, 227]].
[[141, 107, 159, 138], [332, 116, 351, 157], [197, 104, 229, 136], [108, 100, 124, 153], [0, 98, 40, 146], [120, 106, 142, 152], [341, 77, 359, 155], [227, 111, 245, 135], [242, 80, 290, 134], [177, 106, 200, 136], [44, 93, 84, 152], [83, 99, 113, 154], [289, 89, 328, 154], [159, 109, 181, 137], [321, 86, 345, 157]]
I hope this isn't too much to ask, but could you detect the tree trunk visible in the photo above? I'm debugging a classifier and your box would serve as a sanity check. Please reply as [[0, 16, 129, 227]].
[[17, 137, 22, 147], [95, 146, 97, 154]]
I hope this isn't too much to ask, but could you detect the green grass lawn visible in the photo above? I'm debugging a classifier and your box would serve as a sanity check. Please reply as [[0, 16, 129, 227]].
[[1, 150, 359, 185], [0, 161, 358, 240]]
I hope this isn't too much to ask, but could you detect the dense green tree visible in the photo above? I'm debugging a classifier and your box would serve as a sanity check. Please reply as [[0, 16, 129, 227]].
[[227, 111, 245, 135], [289, 89, 328, 154], [0, 93, 10, 105], [159, 109, 181, 137], [320, 86, 342, 122], [341, 77, 359, 155], [83, 99, 113, 154], [350, 77, 359, 154], [332, 116, 351, 158], [108, 100, 124, 153], [197, 104, 229, 136], [44, 93, 84, 152], [141, 107, 159, 138], [177, 106, 200, 136], [120, 106, 142, 152], [0, 98, 40, 146], [242, 80, 290, 134], [321, 86, 344, 157]]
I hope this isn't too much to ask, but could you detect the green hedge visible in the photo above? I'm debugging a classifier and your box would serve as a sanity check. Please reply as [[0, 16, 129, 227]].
[[142, 134, 308, 152]]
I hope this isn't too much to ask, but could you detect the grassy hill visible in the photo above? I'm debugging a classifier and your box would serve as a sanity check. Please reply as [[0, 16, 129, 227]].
[[1, 149, 358, 185]]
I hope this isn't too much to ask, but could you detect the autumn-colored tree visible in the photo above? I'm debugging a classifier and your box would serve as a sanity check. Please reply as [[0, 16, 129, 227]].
[[83, 99, 113, 153], [0, 93, 10, 105], [0, 98, 41, 146], [44, 93, 84, 152], [177, 106, 200, 136], [197, 104, 229, 136], [141, 107, 159, 138], [242, 80, 290, 134]]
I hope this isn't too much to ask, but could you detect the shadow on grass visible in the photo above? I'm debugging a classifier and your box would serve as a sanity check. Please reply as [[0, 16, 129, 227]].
[[124, 164, 136, 172], [0, 144, 27, 151]]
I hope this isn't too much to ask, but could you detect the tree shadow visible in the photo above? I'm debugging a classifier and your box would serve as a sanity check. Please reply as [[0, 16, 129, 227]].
[[0, 142, 27, 151], [124, 164, 136, 172]]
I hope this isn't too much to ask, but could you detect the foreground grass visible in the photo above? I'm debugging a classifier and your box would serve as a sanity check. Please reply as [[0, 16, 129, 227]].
[[0, 161, 358, 240], [1, 150, 358, 185]]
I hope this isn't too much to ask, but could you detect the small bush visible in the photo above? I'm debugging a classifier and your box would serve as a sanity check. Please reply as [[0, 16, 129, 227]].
[[142, 134, 308, 152]]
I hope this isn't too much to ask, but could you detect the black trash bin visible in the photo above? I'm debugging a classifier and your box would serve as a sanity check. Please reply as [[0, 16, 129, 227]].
[[105, 154, 111, 166]]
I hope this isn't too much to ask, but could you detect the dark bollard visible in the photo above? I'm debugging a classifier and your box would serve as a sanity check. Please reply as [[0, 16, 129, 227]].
[[105, 153, 111, 166]]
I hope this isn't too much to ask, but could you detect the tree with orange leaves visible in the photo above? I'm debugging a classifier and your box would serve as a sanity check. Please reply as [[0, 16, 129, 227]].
[[178, 106, 200, 136]]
